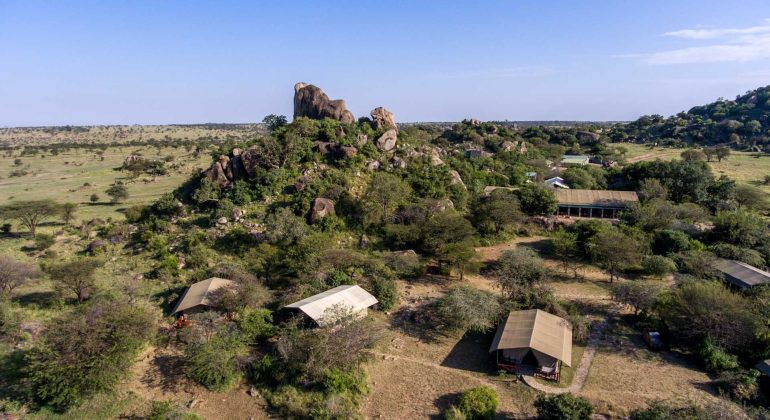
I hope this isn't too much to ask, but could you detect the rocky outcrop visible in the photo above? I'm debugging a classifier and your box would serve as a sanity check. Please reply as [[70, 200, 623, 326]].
[[356, 134, 368, 146], [376, 129, 398, 151], [370, 107, 397, 130], [449, 170, 465, 189], [294, 83, 354, 124], [310, 198, 335, 224], [206, 155, 232, 188], [316, 142, 358, 160]]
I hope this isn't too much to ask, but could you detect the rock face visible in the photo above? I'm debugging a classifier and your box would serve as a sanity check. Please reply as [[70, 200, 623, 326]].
[[449, 170, 466, 188], [316, 142, 358, 160], [370, 107, 396, 130], [311, 198, 335, 224], [376, 129, 398, 151], [294, 83, 354, 124]]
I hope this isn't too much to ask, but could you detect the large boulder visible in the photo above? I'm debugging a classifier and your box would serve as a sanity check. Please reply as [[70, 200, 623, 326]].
[[205, 155, 233, 189], [294, 83, 354, 124], [370, 107, 397, 130], [310, 198, 335, 224], [375, 129, 398, 151], [449, 170, 466, 189], [239, 146, 262, 177]]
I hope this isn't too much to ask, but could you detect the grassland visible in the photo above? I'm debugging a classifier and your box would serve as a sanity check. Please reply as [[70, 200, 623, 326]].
[[623, 143, 770, 195], [0, 145, 212, 222]]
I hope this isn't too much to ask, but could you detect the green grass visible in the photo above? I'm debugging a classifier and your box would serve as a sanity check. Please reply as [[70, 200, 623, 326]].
[[0, 146, 211, 222], [623, 143, 770, 196]]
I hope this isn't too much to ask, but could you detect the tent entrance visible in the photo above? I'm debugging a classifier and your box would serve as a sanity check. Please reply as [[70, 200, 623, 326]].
[[521, 350, 538, 366]]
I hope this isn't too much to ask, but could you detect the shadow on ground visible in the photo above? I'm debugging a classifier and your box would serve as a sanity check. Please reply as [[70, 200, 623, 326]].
[[440, 331, 496, 374]]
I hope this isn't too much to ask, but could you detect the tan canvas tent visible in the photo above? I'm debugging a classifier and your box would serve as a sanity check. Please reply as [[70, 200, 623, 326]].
[[284, 284, 378, 326], [171, 277, 235, 315], [489, 309, 572, 369]]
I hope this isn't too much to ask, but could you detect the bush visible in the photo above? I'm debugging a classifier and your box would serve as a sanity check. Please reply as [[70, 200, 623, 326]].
[[23, 301, 155, 411], [148, 400, 202, 420], [709, 243, 765, 267], [34, 233, 55, 251], [1, 223, 11, 233], [630, 400, 708, 420], [642, 255, 676, 278], [699, 338, 739, 372], [321, 368, 368, 395], [444, 405, 468, 420], [185, 334, 246, 391], [457, 386, 498, 420], [436, 287, 501, 333], [372, 277, 398, 311], [236, 308, 275, 344], [713, 369, 759, 402], [124, 205, 146, 223], [534, 393, 593, 420]]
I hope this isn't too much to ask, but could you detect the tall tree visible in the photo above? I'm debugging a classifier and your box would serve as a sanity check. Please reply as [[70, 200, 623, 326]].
[[0, 199, 62, 237], [0, 255, 41, 298], [362, 173, 410, 226], [587, 228, 643, 282], [47, 257, 104, 303], [550, 228, 578, 276], [495, 247, 546, 299], [716, 146, 731, 162], [105, 183, 129, 203], [60, 202, 78, 225]]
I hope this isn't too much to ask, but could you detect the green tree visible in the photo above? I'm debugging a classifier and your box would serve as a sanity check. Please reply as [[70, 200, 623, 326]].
[[47, 257, 104, 303], [534, 393, 593, 420], [0, 199, 62, 237], [712, 208, 767, 248], [611, 281, 662, 316], [515, 184, 557, 215], [680, 149, 706, 162], [262, 114, 288, 132], [551, 228, 578, 275], [472, 190, 523, 235], [715, 146, 731, 162], [457, 386, 498, 420], [0, 255, 41, 298], [362, 173, 411, 226], [60, 202, 78, 225], [89, 193, 100, 203], [439, 240, 478, 281], [587, 228, 643, 282], [105, 183, 129, 203], [495, 248, 546, 299], [421, 212, 475, 256]]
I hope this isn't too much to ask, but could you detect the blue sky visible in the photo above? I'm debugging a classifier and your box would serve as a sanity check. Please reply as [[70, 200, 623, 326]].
[[2, 1, 770, 126]]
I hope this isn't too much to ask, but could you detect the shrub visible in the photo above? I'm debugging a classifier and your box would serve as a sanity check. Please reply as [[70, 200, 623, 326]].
[[444, 405, 468, 420], [1, 223, 11, 233], [436, 287, 501, 333], [148, 400, 202, 420], [372, 277, 398, 311], [124, 205, 146, 223], [713, 369, 759, 402], [23, 301, 155, 411], [185, 334, 246, 391], [699, 338, 739, 372], [457, 386, 498, 420], [34, 233, 55, 251], [709, 243, 765, 267], [533, 393, 593, 420], [236, 308, 275, 344], [642, 255, 676, 278], [321, 368, 368, 395], [630, 400, 707, 420], [383, 251, 425, 279]]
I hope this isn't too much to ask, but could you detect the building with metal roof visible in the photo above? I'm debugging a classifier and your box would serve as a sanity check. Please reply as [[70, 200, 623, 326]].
[[561, 155, 590, 166], [554, 189, 638, 219], [172, 277, 235, 315], [757, 359, 770, 377], [489, 309, 572, 380], [544, 176, 570, 189], [714, 259, 770, 290], [284, 284, 378, 326]]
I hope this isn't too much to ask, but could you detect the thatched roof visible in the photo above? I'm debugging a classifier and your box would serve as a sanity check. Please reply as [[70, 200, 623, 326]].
[[284, 285, 378, 325], [489, 309, 573, 367], [714, 259, 770, 289], [171, 277, 235, 314], [554, 189, 638, 208]]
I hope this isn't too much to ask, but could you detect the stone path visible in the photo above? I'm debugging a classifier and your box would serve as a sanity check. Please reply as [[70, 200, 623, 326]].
[[522, 316, 609, 394]]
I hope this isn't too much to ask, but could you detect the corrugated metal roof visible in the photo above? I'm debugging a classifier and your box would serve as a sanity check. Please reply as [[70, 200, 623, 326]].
[[561, 155, 590, 164], [489, 309, 573, 367], [172, 277, 235, 314], [714, 259, 770, 289], [284, 285, 378, 325], [554, 189, 638, 207]]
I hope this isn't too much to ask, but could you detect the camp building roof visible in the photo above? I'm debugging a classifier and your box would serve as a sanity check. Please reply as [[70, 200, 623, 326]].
[[554, 189, 638, 208], [172, 277, 235, 314], [561, 155, 590, 164], [284, 285, 378, 324], [714, 259, 770, 289], [489, 309, 573, 367]]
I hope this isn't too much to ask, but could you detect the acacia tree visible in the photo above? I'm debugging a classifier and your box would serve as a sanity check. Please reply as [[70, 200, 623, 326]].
[[60, 202, 78, 225], [587, 228, 643, 282], [610, 281, 662, 316], [495, 247, 546, 299], [0, 255, 41, 298], [106, 183, 129, 203], [436, 286, 501, 332], [439, 239, 478, 281], [0, 199, 62, 237], [550, 228, 578, 276], [47, 257, 104, 303], [716, 146, 731, 162]]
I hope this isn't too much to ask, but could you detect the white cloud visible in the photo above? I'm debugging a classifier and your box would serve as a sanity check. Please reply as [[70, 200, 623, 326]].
[[631, 19, 770, 64]]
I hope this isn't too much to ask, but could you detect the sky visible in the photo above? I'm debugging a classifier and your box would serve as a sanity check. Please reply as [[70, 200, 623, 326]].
[[2, 1, 770, 126]]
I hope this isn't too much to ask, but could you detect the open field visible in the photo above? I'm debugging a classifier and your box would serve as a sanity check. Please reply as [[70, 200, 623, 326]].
[[0, 124, 260, 146], [0, 145, 211, 221], [623, 143, 770, 195]]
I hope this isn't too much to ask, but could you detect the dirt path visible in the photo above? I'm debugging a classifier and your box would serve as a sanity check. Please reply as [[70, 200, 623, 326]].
[[522, 316, 609, 394]]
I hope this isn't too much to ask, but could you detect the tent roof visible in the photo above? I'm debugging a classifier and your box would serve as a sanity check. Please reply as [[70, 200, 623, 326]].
[[714, 259, 770, 289], [172, 277, 235, 314], [284, 285, 378, 324], [554, 189, 638, 208], [489, 309, 573, 367], [756, 360, 770, 376]]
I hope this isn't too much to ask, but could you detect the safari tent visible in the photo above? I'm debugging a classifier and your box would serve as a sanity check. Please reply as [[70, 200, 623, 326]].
[[171, 277, 235, 315], [489, 309, 572, 381], [284, 284, 378, 327], [714, 259, 770, 291]]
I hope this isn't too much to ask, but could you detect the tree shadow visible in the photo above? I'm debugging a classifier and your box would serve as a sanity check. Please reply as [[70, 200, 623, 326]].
[[389, 302, 446, 344], [431, 392, 461, 420], [12, 291, 57, 309], [440, 331, 496, 374], [143, 353, 187, 393]]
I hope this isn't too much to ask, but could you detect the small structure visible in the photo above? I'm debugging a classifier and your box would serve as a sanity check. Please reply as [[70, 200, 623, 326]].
[[555, 189, 638, 219], [544, 176, 570, 189], [489, 309, 572, 382], [561, 155, 590, 166], [171, 277, 236, 315], [284, 284, 378, 327], [714, 259, 770, 291], [756, 359, 770, 377]]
